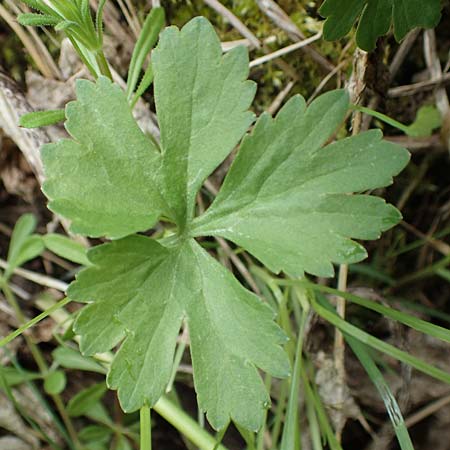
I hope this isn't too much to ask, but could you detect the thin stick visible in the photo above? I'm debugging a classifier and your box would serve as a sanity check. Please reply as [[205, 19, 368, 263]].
[[267, 80, 295, 115], [249, 32, 322, 68], [333, 48, 366, 443], [388, 73, 450, 97], [216, 237, 261, 294], [424, 29, 449, 117], [404, 392, 450, 427], [308, 59, 348, 103], [203, 0, 260, 49], [0, 259, 68, 291]]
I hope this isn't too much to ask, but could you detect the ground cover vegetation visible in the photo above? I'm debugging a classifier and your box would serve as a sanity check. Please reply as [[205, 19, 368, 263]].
[[0, 1, 449, 449]]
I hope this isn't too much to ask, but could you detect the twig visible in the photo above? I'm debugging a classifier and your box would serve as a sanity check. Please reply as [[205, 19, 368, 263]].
[[424, 29, 449, 118], [249, 32, 322, 68], [216, 238, 261, 295], [309, 59, 348, 103], [401, 221, 450, 256], [203, 0, 260, 49], [267, 80, 295, 115], [256, 0, 337, 73], [0, 259, 68, 292], [390, 29, 421, 80], [361, 30, 420, 131], [221, 36, 277, 52], [0, 70, 48, 182], [404, 392, 450, 427], [387, 73, 450, 97], [332, 48, 367, 443]]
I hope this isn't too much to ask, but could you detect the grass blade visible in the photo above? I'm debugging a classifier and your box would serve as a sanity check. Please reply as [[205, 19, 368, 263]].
[[303, 281, 450, 344], [348, 336, 414, 450], [126, 6, 165, 99], [312, 295, 450, 385], [280, 298, 309, 450]]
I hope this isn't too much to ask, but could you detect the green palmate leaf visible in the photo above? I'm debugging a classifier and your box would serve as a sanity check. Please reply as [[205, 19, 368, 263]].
[[43, 17, 255, 236], [69, 236, 289, 430], [41, 16, 409, 433], [320, 0, 442, 51], [152, 17, 256, 227], [193, 90, 409, 277], [42, 77, 168, 239]]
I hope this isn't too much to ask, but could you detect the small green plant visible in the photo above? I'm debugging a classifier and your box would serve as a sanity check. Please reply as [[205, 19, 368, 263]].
[[18, 0, 112, 79], [39, 17, 410, 431], [320, 0, 442, 50], [7, 2, 450, 449]]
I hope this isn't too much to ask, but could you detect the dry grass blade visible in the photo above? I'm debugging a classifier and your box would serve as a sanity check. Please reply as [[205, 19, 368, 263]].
[[256, 0, 336, 73], [5, 0, 61, 79], [249, 32, 322, 68], [388, 73, 450, 98], [203, 0, 260, 49], [424, 29, 449, 118], [0, 258, 68, 292]]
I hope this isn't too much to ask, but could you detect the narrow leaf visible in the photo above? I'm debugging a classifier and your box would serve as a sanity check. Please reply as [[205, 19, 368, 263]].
[[0, 367, 40, 387], [67, 382, 107, 417], [126, 6, 165, 99], [20, 0, 55, 15], [19, 109, 65, 128], [130, 63, 153, 108], [18, 13, 60, 27], [7, 213, 37, 265], [52, 346, 106, 374], [43, 233, 90, 266], [348, 338, 414, 450], [6, 214, 44, 278], [313, 295, 450, 385]]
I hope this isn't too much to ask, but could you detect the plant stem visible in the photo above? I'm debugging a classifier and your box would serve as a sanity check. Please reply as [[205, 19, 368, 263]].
[[140, 405, 152, 450], [350, 104, 411, 135], [0, 297, 71, 348], [280, 287, 309, 450], [154, 396, 228, 450], [96, 50, 113, 80], [0, 280, 80, 449]]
